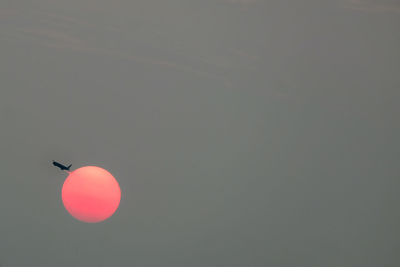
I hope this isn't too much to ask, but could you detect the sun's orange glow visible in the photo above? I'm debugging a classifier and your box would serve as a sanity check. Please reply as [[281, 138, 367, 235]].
[[62, 166, 121, 223]]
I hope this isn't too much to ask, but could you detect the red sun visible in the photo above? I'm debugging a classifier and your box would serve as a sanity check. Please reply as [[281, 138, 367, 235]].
[[62, 166, 121, 223]]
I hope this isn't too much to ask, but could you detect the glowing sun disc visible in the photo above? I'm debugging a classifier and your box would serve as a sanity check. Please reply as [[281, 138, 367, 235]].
[[62, 166, 121, 223]]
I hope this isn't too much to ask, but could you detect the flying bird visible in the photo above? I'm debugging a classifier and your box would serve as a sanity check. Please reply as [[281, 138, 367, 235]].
[[52, 160, 72, 171]]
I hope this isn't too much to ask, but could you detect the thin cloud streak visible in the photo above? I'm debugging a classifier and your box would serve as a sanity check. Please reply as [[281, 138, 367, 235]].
[[9, 26, 223, 80], [223, 0, 258, 4], [346, 0, 400, 13], [1, 7, 265, 89], [1, 10, 231, 82]]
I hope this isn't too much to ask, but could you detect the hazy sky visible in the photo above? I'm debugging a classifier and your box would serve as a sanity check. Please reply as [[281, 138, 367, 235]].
[[1, 1, 399, 266]]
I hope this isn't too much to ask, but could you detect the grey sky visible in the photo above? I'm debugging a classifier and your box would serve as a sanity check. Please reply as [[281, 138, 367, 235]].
[[1, 0, 399, 266]]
